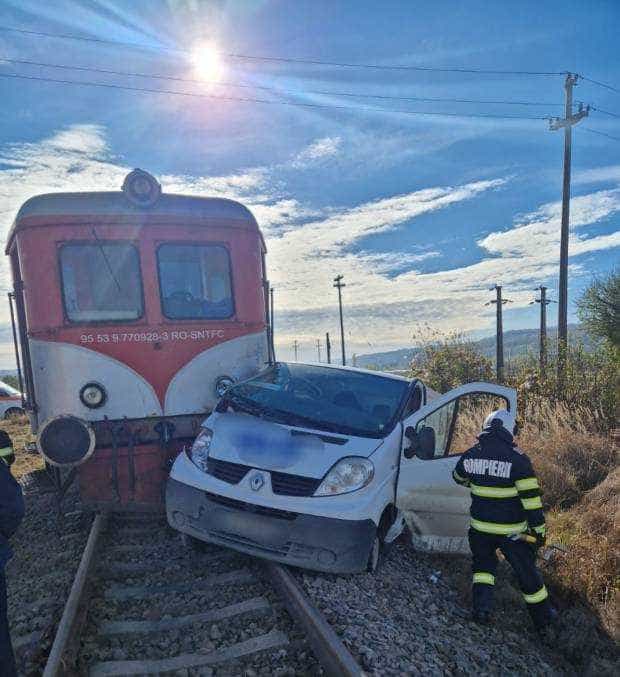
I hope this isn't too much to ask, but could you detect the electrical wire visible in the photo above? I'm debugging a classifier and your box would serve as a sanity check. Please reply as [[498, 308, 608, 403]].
[[591, 106, 620, 119], [0, 71, 550, 120], [579, 74, 620, 95], [581, 127, 620, 142], [0, 25, 565, 76], [0, 56, 563, 108]]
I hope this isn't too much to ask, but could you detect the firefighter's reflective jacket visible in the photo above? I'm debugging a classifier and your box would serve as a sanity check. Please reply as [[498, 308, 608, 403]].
[[0, 438, 24, 569], [452, 427, 545, 537]]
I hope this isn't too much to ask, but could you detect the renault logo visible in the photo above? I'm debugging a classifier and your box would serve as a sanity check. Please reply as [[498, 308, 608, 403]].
[[250, 472, 265, 491]]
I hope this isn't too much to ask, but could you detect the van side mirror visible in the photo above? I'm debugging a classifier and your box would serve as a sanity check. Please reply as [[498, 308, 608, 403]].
[[416, 426, 436, 460], [404, 426, 419, 459], [404, 425, 436, 460]]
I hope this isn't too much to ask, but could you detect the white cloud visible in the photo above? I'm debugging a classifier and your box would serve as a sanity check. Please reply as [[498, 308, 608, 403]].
[[0, 124, 617, 367], [291, 136, 341, 167], [573, 165, 620, 185]]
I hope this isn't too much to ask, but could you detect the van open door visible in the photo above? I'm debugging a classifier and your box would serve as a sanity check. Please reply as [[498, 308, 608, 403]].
[[396, 382, 517, 553]]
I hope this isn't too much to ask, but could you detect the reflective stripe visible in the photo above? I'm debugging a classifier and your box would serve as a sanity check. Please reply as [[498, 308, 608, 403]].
[[533, 524, 546, 534], [471, 483, 518, 498], [471, 518, 528, 535], [453, 470, 468, 483], [523, 586, 548, 604], [0, 446, 13, 457], [473, 572, 495, 585], [521, 496, 543, 510], [515, 477, 539, 491]]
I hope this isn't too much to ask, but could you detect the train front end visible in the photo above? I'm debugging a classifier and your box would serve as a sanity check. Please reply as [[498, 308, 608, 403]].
[[6, 170, 271, 509]]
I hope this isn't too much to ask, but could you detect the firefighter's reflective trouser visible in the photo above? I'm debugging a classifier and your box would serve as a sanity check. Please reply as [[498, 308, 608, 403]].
[[0, 569, 16, 677], [468, 528, 551, 629]]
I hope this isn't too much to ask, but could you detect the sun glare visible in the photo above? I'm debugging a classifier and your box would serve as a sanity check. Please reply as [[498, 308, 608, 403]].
[[191, 44, 224, 82]]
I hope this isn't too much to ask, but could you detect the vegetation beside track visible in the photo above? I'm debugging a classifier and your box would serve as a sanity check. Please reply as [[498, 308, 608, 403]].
[[411, 307, 619, 662]]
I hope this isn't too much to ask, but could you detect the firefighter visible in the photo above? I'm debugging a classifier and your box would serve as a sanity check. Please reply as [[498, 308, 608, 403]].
[[0, 430, 24, 677], [452, 410, 553, 631]]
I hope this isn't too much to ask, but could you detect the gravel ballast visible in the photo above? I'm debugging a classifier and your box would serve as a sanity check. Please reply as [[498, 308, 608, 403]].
[[5, 467, 618, 675], [296, 538, 619, 676]]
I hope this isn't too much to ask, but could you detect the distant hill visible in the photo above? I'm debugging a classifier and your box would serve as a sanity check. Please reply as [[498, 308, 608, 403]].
[[355, 324, 593, 371]]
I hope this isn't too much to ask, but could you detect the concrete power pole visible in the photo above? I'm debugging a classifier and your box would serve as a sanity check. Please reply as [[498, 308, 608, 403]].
[[486, 285, 512, 382], [269, 286, 275, 360], [325, 332, 332, 364], [333, 275, 346, 366], [316, 338, 322, 362], [293, 340, 299, 362], [549, 74, 589, 381], [531, 286, 556, 375]]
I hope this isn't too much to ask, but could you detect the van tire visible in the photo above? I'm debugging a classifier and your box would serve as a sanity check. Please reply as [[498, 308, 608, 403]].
[[366, 534, 382, 573], [4, 407, 23, 420]]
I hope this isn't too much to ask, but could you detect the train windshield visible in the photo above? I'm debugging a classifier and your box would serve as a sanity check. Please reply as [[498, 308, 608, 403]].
[[59, 243, 143, 322], [158, 244, 234, 319]]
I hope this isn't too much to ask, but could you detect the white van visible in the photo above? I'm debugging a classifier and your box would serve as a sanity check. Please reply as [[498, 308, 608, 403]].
[[166, 362, 516, 573]]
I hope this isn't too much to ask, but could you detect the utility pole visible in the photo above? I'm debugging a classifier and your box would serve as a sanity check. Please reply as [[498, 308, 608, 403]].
[[531, 286, 556, 375], [269, 286, 275, 360], [486, 285, 512, 382], [293, 340, 299, 362], [316, 338, 322, 362], [549, 74, 589, 381], [325, 332, 332, 364], [333, 274, 346, 366]]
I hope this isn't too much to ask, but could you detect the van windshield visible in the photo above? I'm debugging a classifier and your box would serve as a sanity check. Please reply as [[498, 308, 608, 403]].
[[224, 362, 409, 438]]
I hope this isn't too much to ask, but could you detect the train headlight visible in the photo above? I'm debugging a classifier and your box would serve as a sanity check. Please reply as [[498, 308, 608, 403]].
[[314, 457, 374, 496], [188, 427, 213, 472], [37, 415, 96, 467], [122, 168, 161, 207], [215, 376, 235, 398], [79, 382, 107, 409]]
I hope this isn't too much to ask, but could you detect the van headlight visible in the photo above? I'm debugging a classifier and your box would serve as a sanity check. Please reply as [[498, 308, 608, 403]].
[[187, 428, 213, 472], [314, 457, 374, 496]]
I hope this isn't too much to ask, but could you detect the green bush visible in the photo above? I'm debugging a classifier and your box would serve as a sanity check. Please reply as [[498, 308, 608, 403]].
[[409, 330, 494, 392]]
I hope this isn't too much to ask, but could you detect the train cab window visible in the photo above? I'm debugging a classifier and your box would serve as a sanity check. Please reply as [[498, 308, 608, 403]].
[[157, 244, 234, 319], [59, 243, 143, 322]]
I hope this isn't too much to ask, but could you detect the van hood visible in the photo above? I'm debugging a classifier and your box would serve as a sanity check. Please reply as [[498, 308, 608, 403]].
[[207, 412, 383, 478]]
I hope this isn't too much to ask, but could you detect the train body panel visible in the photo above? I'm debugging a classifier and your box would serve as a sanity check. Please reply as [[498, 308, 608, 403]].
[[6, 170, 272, 509]]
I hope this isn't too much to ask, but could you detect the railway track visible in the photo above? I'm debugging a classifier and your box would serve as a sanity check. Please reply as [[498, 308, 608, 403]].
[[36, 512, 361, 677]]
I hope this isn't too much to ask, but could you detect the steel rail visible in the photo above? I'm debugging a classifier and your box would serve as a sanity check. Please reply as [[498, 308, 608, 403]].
[[42, 512, 106, 677], [265, 562, 362, 677]]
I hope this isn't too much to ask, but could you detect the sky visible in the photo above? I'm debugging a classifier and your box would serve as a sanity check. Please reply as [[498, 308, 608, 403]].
[[0, 0, 618, 367]]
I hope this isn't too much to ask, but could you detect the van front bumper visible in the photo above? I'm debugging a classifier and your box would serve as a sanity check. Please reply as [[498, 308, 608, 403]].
[[166, 478, 375, 574]]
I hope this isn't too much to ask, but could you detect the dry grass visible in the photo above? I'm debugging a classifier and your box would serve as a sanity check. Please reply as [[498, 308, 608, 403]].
[[0, 414, 43, 480], [516, 402, 619, 637]]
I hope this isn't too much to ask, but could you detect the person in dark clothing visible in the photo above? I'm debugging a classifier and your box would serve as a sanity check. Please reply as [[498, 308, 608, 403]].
[[0, 430, 25, 677], [452, 409, 552, 630]]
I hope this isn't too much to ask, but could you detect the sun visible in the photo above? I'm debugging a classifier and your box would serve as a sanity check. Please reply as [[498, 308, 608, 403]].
[[191, 44, 224, 82]]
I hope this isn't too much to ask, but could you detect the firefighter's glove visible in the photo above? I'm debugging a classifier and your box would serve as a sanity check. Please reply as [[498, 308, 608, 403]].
[[529, 528, 546, 549]]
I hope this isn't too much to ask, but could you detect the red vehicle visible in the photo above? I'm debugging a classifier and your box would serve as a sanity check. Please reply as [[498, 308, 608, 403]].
[[6, 169, 272, 509]]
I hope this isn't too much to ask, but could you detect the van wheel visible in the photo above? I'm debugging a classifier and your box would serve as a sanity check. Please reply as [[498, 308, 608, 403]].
[[4, 407, 23, 420], [367, 534, 382, 573]]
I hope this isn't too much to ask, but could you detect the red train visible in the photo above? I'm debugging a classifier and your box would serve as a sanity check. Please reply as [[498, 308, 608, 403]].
[[6, 169, 271, 509]]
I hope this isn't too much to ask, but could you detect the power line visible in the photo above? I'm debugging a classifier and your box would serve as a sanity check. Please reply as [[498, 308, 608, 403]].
[[579, 74, 620, 95], [0, 25, 565, 76], [0, 56, 563, 108], [591, 106, 620, 119], [581, 127, 620, 142], [0, 71, 550, 120]]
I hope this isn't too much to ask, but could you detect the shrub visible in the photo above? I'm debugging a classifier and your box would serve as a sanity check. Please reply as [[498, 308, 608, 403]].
[[410, 329, 494, 392]]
